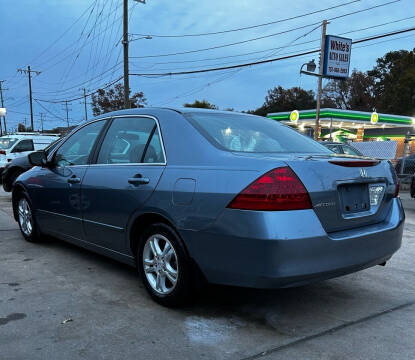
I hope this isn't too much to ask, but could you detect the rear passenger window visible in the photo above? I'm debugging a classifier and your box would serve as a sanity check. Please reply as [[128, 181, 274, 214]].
[[97, 117, 165, 164]]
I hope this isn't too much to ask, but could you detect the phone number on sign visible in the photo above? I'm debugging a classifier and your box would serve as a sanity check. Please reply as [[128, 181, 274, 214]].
[[328, 67, 348, 74]]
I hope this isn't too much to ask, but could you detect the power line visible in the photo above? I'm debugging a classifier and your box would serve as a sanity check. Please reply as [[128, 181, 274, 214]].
[[31, 1, 123, 70], [129, 0, 400, 59], [130, 15, 415, 68], [129, 27, 415, 77], [130, 25, 413, 72], [34, 99, 66, 121], [130, 0, 361, 38], [154, 22, 324, 106], [33, 62, 122, 96], [57, 0, 101, 90], [153, 30, 415, 106], [34, 76, 123, 104], [130, 21, 415, 73], [31, 2, 132, 100], [27, 1, 97, 66], [353, 33, 414, 48]]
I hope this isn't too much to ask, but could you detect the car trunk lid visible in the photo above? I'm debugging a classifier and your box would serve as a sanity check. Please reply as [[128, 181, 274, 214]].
[[284, 155, 396, 233]]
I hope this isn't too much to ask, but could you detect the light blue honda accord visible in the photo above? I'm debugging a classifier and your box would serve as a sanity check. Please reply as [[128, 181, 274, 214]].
[[12, 108, 404, 306]]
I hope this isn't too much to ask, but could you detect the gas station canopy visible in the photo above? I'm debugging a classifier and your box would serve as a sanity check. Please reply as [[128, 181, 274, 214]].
[[267, 108, 415, 129]]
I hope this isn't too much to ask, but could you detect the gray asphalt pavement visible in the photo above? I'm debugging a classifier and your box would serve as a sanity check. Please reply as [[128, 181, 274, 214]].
[[0, 188, 414, 360]]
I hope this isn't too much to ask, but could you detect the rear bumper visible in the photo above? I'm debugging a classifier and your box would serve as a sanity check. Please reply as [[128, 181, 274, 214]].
[[181, 198, 405, 288]]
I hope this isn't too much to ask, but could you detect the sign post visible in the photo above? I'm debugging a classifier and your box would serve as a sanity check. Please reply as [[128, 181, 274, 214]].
[[314, 20, 328, 141]]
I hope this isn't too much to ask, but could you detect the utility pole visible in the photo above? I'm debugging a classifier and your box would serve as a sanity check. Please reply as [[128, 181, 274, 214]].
[[314, 20, 328, 141], [123, 0, 130, 109], [81, 88, 88, 121], [39, 113, 44, 133], [123, 0, 146, 109], [63, 101, 71, 128], [17, 66, 41, 132], [0, 80, 7, 136]]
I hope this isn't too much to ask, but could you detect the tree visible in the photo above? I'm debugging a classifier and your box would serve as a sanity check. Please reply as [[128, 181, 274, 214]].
[[17, 123, 28, 132], [183, 99, 218, 109], [252, 86, 316, 116], [322, 70, 376, 111], [91, 83, 147, 116], [368, 49, 415, 116]]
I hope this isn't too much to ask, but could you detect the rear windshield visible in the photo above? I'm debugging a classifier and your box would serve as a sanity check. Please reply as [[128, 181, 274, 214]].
[[0, 137, 18, 150], [184, 112, 331, 154]]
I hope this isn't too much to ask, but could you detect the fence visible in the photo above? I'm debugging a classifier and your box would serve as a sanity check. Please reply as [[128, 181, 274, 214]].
[[350, 141, 398, 160], [395, 138, 415, 180], [349, 136, 415, 183]]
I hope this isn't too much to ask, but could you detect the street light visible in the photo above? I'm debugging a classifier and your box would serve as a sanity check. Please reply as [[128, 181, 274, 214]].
[[300, 59, 319, 77], [129, 35, 153, 42]]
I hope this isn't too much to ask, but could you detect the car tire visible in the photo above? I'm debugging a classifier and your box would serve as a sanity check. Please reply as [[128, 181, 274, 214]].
[[3, 170, 23, 192], [137, 223, 194, 307], [16, 192, 41, 243]]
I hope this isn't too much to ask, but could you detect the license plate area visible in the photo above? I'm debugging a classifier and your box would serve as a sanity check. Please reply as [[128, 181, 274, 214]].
[[338, 183, 370, 214]]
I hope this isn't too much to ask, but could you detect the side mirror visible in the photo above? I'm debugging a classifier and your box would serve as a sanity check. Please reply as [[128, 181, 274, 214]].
[[28, 151, 48, 167]]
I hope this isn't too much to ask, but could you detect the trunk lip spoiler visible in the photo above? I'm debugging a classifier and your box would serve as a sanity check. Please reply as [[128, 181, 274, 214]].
[[328, 160, 380, 167]]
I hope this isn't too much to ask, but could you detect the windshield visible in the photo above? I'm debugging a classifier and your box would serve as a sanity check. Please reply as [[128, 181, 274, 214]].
[[184, 112, 331, 154], [0, 137, 18, 150]]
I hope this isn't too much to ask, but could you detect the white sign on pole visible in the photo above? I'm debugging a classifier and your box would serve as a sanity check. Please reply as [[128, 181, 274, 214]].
[[0, 108, 6, 117], [323, 35, 352, 78]]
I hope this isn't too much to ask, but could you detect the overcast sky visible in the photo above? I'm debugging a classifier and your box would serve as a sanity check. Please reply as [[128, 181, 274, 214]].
[[0, 0, 414, 131]]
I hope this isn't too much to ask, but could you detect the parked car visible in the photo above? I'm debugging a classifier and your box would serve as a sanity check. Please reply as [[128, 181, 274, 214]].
[[394, 154, 415, 175], [321, 141, 364, 156], [12, 108, 404, 306], [0, 133, 60, 178], [2, 138, 62, 192]]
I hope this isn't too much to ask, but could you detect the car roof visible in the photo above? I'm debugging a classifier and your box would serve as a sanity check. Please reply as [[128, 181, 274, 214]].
[[92, 107, 248, 120]]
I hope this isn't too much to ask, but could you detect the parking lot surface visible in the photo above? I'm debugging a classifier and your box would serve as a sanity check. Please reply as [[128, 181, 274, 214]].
[[0, 188, 414, 360]]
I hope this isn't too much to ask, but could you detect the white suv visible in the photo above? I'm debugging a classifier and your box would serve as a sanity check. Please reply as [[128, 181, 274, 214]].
[[0, 133, 60, 174]]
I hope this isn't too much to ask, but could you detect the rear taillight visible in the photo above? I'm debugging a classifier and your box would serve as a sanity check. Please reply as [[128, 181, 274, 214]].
[[227, 167, 312, 211], [394, 182, 400, 197], [388, 161, 400, 197], [0, 150, 6, 155]]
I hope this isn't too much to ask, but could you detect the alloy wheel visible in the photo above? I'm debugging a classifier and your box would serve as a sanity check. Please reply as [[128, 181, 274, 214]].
[[142, 234, 179, 295], [18, 198, 33, 236]]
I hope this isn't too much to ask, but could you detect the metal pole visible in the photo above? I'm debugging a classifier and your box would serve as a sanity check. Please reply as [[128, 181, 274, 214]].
[[28, 65, 34, 131], [82, 88, 88, 121], [314, 20, 328, 141], [123, 0, 130, 109], [40, 113, 44, 133], [0, 80, 5, 136], [329, 117, 333, 141], [401, 132, 410, 175], [65, 101, 70, 128]]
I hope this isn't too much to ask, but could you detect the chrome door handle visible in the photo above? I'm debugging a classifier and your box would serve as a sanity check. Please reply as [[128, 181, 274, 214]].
[[128, 175, 150, 185], [68, 176, 81, 184]]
